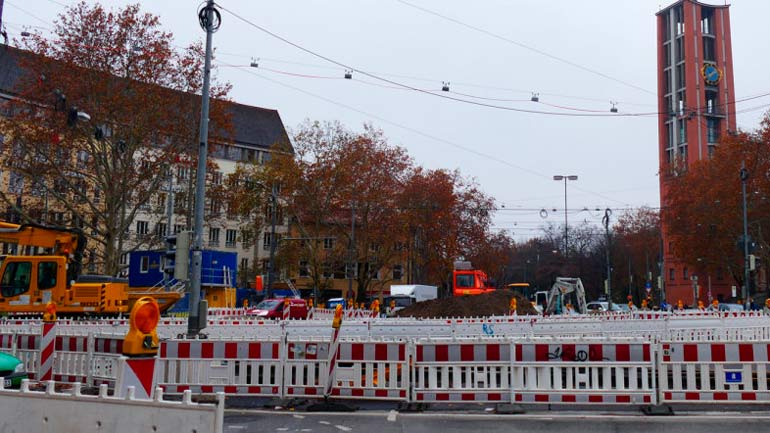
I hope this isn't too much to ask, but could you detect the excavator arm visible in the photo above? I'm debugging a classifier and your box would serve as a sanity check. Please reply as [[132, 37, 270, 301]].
[[545, 277, 588, 315]]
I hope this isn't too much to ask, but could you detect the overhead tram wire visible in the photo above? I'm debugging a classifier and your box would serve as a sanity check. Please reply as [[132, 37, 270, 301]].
[[214, 50, 658, 107], [394, 0, 656, 96], [219, 59, 633, 205], [217, 5, 658, 118]]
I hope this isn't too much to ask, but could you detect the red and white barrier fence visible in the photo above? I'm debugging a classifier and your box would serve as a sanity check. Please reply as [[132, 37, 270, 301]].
[[512, 340, 656, 404], [6, 318, 770, 408], [659, 342, 770, 403]]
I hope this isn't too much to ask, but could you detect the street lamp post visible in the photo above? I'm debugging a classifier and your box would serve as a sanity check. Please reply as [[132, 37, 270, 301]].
[[553, 175, 578, 256], [266, 183, 278, 299], [740, 161, 750, 311]]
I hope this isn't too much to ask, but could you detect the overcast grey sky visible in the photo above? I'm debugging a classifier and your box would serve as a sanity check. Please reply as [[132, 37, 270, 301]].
[[3, 0, 770, 239]]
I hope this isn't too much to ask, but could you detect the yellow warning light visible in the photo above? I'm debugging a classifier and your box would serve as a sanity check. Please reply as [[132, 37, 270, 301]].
[[123, 296, 160, 357], [43, 302, 57, 322], [509, 298, 517, 312], [332, 304, 343, 329]]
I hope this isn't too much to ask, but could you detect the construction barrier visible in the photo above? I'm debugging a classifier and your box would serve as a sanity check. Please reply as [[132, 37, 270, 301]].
[[412, 339, 513, 403], [512, 339, 656, 404], [157, 339, 283, 396], [283, 340, 329, 397], [330, 341, 408, 400], [659, 341, 770, 403]]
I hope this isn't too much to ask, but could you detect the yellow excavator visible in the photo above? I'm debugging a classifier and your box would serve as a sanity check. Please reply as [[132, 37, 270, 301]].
[[0, 220, 131, 315]]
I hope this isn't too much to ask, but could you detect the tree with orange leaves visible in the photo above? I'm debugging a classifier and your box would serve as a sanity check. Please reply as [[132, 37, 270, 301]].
[[0, 3, 231, 275], [664, 112, 770, 290]]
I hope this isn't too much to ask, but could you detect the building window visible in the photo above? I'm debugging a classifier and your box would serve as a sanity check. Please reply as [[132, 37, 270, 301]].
[[323, 237, 334, 250], [208, 227, 220, 246], [703, 37, 715, 62], [242, 231, 252, 249], [240, 257, 249, 272], [393, 264, 403, 280], [707, 118, 720, 143], [209, 199, 221, 216], [211, 171, 223, 185], [683, 267, 689, 280], [669, 268, 675, 281], [174, 224, 185, 234], [263, 232, 272, 249], [225, 229, 237, 248], [136, 220, 149, 236], [140, 256, 149, 273], [177, 166, 189, 181], [299, 260, 309, 278], [701, 7, 714, 34], [322, 263, 332, 279], [9, 172, 24, 194], [155, 223, 167, 237]]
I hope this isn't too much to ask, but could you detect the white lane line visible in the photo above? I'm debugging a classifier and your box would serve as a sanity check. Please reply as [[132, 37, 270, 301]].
[[277, 428, 289, 431], [387, 410, 398, 422], [227, 427, 247, 430], [293, 414, 306, 419], [319, 421, 331, 425], [335, 425, 352, 432]]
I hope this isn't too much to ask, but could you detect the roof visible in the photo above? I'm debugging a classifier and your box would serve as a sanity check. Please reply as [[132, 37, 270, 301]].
[[0, 44, 291, 152], [656, 0, 730, 16]]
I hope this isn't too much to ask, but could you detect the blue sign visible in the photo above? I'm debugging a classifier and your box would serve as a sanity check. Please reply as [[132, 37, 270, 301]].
[[725, 371, 742, 383]]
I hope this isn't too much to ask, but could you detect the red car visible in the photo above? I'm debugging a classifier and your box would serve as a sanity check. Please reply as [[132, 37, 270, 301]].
[[247, 298, 308, 320]]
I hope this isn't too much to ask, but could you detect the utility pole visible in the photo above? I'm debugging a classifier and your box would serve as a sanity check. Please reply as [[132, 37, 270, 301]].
[[187, 0, 220, 337], [347, 202, 356, 298], [266, 183, 277, 298], [603, 208, 613, 311]]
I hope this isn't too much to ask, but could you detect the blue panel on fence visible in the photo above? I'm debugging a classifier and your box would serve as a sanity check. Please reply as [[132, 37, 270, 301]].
[[725, 371, 742, 383]]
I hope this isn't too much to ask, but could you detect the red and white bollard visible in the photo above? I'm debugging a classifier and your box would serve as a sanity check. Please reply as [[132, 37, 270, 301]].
[[37, 302, 57, 381], [325, 305, 343, 398]]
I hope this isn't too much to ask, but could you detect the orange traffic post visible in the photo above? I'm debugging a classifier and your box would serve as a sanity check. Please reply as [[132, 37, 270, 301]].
[[118, 296, 160, 400]]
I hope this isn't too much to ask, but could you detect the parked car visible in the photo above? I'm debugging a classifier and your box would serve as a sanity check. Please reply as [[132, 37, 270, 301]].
[[586, 301, 626, 313], [718, 303, 744, 312], [246, 298, 308, 320], [0, 352, 27, 388]]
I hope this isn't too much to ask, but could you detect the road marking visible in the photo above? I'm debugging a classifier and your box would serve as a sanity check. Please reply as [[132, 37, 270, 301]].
[[277, 428, 289, 431], [387, 410, 398, 422], [227, 427, 246, 430], [293, 414, 306, 419], [335, 425, 352, 431], [319, 421, 331, 425]]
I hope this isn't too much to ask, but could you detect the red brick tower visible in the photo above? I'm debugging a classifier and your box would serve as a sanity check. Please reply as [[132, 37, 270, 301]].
[[656, 0, 737, 305]]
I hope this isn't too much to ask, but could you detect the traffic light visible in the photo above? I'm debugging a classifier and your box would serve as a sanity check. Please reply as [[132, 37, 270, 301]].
[[164, 231, 191, 281], [123, 296, 160, 357]]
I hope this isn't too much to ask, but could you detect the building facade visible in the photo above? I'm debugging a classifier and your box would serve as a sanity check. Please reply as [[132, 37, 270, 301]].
[[0, 45, 292, 287], [656, 0, 737, 304]]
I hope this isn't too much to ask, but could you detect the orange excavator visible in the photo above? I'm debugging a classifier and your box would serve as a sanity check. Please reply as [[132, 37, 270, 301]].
[[0, 220, 129, 315]]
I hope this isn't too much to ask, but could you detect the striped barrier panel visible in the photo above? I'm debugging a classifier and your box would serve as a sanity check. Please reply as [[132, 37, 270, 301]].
[[13, 333, 40, 379], [512, 340, 656, 404], [329, 341, 408, 401], [659, 341, 770, 403], [283, 340, 330, 398], [412, 340, 513, 403], [157, 339, 282, 396], [53, 334, 90, 384], [0, 332, 15, 350]]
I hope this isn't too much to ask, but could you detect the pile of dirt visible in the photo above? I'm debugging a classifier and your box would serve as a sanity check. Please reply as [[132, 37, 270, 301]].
[[394, 290, 537, 318]]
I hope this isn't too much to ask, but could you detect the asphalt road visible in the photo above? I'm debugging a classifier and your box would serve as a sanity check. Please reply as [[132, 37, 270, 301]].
[[223, 410, 770, 433]]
